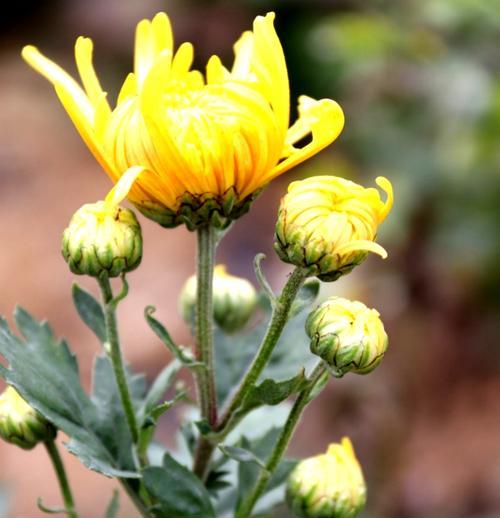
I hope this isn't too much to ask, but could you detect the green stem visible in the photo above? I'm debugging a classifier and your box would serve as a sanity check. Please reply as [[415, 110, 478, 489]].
[[216, 267, 308, 433], [119, 480, 152, 518], [98, 275, 139, 444], [236, 362, 327, 518], [44, 440, 78, 518], [192, 225, 217, 479]]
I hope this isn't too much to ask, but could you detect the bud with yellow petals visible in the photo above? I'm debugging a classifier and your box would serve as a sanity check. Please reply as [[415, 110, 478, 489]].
[[286, 437, 366, 518], [0, 387, 56, 450], [275, 176, 393, 281], [180, 265, 257, 333], [306, 297, 388, 377], [62, 167, 143, 278]]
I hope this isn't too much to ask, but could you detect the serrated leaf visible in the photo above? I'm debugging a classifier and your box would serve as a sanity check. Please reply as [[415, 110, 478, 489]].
[[104, 490, 119, 518], [0, 309, 139, 478], [72, 284, 106, 343], [218, 445, 267, 470], [143, 454, 216, 518]]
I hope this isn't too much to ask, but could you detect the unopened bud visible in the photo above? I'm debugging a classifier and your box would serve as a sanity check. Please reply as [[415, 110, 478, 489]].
[[275, 176, 393, 281], [180, 265, 257, 333], [0, 387, 56, 449], [306, 297, 388, 377], [286, 437, 366, 518], [62, 167, 143, 278]]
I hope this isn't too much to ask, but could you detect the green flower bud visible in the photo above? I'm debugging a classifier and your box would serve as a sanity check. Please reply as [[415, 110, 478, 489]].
[[306, 297, 388, 377], [286, 437, 366, 518], [62, 167, 144, 278], [0, 387, 56, 449], [180, 265, 257, 333], [274, 175, 393, 281]]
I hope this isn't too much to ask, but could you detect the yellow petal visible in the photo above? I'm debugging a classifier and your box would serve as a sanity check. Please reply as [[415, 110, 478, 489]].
[[335, 239, 388, 259], [74, 36, 111, 116], [375, 176, 394, 221], [54, 84, 117, 181], [105, 166, 144, 206], [21, 45, 94, 122], [252, 12, 289, 134], [117, 73, 138, 105], [267, 96, 345, 182]]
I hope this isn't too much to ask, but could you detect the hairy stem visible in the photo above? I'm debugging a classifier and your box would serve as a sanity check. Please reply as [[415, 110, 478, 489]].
[[193, 225, 217, 479], [217, 267, 308, 433], [44, 440, 78, 518], [236, 362, 327, 518], [98, 276, 139, 444]]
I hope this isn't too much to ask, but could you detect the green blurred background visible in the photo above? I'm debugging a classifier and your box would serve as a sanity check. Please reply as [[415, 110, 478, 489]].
[[1, 0, 500, 516]]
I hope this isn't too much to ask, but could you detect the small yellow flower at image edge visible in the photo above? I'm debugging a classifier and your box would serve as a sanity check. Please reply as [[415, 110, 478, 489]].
[[22, 12, 345, 230]]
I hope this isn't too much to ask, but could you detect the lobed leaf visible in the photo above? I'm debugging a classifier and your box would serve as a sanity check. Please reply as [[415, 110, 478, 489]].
[[0, 308, 139, 478], [143, 454, 216, 518]]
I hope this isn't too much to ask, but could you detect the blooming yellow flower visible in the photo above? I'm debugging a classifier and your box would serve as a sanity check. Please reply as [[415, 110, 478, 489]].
[[286, 437, 366, 518], [22, 12, 344, 229], [306, 296, 388, 377], [274, 175, 393, 281]]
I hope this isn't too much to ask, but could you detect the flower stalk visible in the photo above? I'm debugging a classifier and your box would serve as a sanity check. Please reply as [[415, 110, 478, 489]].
[[236, 361, 327, 518], [44, 440, 78, 518], [98, 275, 139, 444], [192, 225, 218, 478], [216, 266, 309, 434]]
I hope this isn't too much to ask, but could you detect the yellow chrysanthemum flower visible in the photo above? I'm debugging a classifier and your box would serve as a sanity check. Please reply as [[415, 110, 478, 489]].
[[286, 437, 366, 518], [274, 175, 393, 281], [22, 12, 344, 229]]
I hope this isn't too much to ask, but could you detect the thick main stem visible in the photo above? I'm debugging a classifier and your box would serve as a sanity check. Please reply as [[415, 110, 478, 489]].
[[195, 225, 217, 426], [98, 276, 139, 444], [44, 440, 78, 518], [193, 225, 217, 479], [236, 362, 327, 518], [217, 267, 308, 433]]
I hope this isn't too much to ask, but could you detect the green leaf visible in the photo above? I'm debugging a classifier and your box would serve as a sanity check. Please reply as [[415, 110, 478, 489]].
[[236, 429, 297, 512], [72, 284, 106, 344], [290, 279, 320, 317], [0, 308, 139, 478], [237, 370, 308, 417], [104, 490, 119, 518], [143, 454, 216, 518], [218, 445, 268, 470], [137, 360, 181, 425], [215, 305, 315, 407], [145, 306, 199, 366]]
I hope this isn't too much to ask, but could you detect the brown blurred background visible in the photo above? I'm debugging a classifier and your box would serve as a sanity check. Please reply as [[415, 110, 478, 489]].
[[1, 0, 500, 516]]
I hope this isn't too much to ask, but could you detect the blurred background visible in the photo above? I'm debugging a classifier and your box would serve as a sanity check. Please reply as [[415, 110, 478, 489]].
[[1, 0, 500, 516]]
